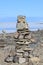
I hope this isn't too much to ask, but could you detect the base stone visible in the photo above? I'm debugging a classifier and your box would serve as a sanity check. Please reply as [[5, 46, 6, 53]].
[[19, 58, 26, 64]]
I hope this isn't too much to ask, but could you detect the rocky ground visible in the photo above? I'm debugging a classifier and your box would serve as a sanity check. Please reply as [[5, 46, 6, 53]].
[[0, 30, 43, 65]]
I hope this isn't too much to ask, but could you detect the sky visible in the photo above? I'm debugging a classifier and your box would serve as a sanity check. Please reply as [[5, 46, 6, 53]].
[[0, 0, 43, 32]]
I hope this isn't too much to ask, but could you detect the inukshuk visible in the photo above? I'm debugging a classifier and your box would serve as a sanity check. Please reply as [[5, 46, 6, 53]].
[[5, 16, 36, 65]]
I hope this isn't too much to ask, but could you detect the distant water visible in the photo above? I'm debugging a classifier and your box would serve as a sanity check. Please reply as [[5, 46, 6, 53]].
[[0, 17, 43, 33]]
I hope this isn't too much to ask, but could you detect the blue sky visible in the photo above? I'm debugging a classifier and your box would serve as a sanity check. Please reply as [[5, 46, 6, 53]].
[[0, 0, 43, 32], [0, 0, 43, 17]]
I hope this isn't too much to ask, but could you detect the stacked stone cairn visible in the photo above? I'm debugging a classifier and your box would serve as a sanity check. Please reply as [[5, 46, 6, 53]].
[[5, 16, 36, 65]]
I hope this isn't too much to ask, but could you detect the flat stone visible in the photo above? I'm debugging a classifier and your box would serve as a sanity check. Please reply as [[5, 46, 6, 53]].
[[17, 49, 24, 53], [23, 47, 33, 51], [16, 53, 23, 57]]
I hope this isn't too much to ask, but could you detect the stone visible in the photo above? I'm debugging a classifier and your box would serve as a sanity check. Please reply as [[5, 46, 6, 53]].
[[30, 57, 40, 63], [31, 38, 36, 42], [23, 52, 29, 57], [13, 55, 19, 63], [24, 34, 31, 39], [16, 41, 24, 45], [25, 41, 31, 44], [17, 49, 24, 53], [16, 15, 28, 31], [23, 47, 33, 51], [4, 55, 13, 62], [19, 58, 26, 64], [16, 53, 23, 57], [14, 32, 19, 39], [19, 34, 23, 39]]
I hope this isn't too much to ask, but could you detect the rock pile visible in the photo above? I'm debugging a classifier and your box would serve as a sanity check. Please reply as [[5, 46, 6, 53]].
[[4, 16, 38, 65]]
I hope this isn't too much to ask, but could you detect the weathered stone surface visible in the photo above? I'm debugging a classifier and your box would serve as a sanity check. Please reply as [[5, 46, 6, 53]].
[[19, 34, 23, 39], [16, 53, 23, 57], [14, 32, 19, 39], [16, 15, 28, 30], [19, 58, 26, 64], [17, 49, 24, 53], [23, 47, 33, 51], [4, 55, 13, 62]]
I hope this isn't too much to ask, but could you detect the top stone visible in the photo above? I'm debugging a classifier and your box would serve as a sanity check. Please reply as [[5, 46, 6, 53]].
[[16, 15, 28, 31]]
